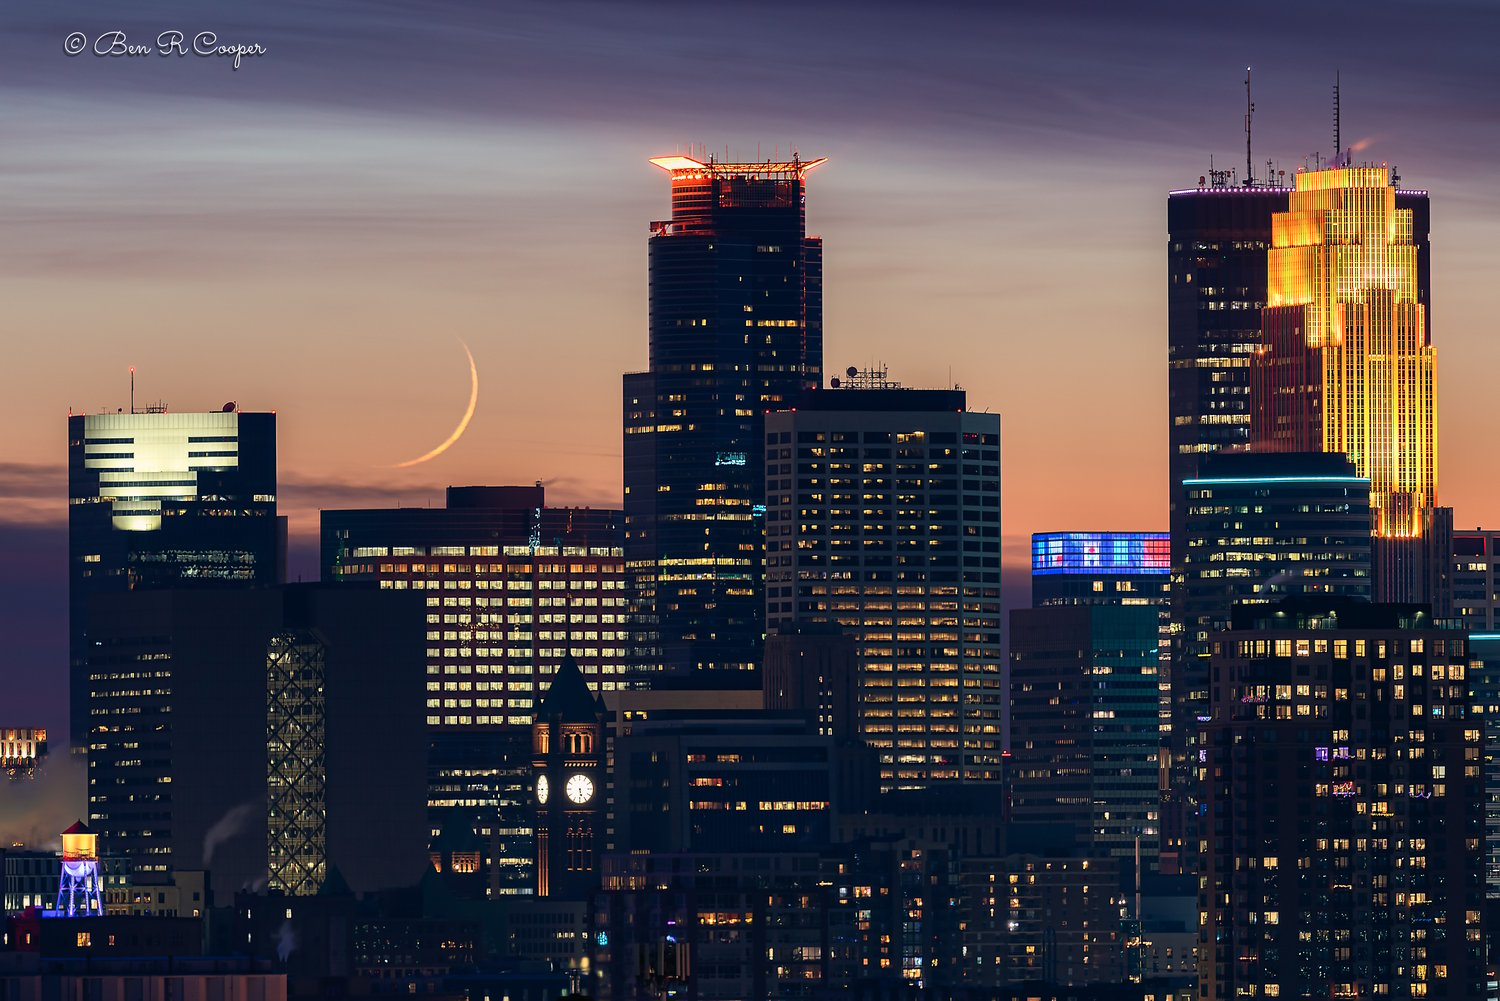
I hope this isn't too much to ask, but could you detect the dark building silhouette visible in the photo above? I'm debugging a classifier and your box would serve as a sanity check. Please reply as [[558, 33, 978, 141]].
[[1010, 604, 1160, 867], [610, 709, 836, 855], [84, 584, 428, 899], [68, 409, 284, 747], [1200, 599, 1485, 999], [1467, 635, 1500, 899], [1166, 183, 1288, 874], [763, 624, 859, 742], [623, 154, 825, 682]]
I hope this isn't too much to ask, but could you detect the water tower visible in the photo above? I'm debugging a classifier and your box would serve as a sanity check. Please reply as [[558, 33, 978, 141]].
[[55, 821, 104, 916]]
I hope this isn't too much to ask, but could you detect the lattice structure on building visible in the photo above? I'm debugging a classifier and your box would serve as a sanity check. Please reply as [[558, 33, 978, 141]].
[[266, 631, 327, 896]]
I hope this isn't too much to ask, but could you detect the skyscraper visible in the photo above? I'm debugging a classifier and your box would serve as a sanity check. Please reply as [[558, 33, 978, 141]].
[[764, 375, 1003, 788], [1031, 531, 1171, 739], [1199, 598, 1485, 999], [1165, 170, 1432, 868], [1253, 165, 1436, 539], [1165, 181, 1289, 874], [1167, 450, 1373, 871], [1167, 181, 1288, 520], [68, 409, 283, 747], [623, 153, 825, 681]]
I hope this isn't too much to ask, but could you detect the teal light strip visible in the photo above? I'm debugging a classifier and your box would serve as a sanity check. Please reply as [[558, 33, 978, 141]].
[[1184, 477, 1370, 486]]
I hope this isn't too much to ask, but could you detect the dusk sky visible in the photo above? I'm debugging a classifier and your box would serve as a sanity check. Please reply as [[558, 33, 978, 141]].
[[3, 0, 1498, 736]]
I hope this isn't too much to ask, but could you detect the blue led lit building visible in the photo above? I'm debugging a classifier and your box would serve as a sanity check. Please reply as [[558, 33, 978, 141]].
[[1031, 531, 1171, 806], [1031, 532, 1169, 605]]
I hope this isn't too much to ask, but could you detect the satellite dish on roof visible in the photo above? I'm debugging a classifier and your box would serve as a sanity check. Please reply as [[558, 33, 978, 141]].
[[846, 366, 858, 378], [222, 402, 236, 412]]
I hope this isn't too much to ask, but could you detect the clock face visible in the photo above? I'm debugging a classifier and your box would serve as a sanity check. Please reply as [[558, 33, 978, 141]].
[[536, 774, 549, 804], [565, 773, 594, 805]]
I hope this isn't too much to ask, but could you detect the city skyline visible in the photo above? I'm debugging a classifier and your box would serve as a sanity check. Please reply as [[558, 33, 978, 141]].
[[3, 0, 1499, 734]]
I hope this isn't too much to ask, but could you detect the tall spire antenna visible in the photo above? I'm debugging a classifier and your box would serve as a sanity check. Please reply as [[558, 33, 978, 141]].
[[129, 366, 135, 415], [1333, 70, 1341, 164], [1244, 67, 1255, 185]]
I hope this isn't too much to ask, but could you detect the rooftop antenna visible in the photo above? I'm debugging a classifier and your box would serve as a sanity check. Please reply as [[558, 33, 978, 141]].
[[129, 367, 135, 415], [1333, 70, 1341, 165], [1244, 67, 1255, 185]]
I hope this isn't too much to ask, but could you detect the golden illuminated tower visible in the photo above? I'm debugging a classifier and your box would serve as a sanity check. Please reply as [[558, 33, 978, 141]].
[[1253, 165, 1436, 538]]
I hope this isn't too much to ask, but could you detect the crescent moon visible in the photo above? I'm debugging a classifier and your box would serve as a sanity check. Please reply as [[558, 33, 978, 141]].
[[393, 340, 478, 467]]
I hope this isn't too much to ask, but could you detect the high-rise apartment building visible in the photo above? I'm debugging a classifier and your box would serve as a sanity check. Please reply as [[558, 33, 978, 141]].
[[68, 409, 283, 747], [764, 378, 1003, 788], [322, 484, 626, 895], [1199, 599, 1485, 999], [623, 153, 825, 681]]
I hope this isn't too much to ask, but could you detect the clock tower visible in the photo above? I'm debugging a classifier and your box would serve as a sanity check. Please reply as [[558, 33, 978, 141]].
[[531, 654, 605, 898]]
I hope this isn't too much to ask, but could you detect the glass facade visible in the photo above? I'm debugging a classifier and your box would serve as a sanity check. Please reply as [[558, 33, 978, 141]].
[[624, 155, 824, 681], [68, 410, 282, 747], [266, 631, 327, 897], [1165, 186, 1288, 871]]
